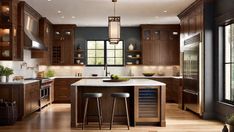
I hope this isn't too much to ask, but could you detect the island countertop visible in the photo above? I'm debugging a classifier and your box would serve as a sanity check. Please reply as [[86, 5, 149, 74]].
[[71, 79, 166, 87]]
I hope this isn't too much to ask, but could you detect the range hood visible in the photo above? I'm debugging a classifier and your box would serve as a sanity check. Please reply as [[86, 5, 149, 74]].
[[24, 13, 47, 50]]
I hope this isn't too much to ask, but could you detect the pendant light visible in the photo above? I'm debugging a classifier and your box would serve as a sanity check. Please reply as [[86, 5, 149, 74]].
[[108, 0, 120, 44]]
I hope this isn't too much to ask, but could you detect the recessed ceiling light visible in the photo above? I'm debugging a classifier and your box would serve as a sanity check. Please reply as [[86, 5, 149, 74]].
[[163, 10, 167, 13], [48, 0, 52, 1], [61, 16, 64, 19], [72, 16, 76, 19], [57, 10, 62, 14]]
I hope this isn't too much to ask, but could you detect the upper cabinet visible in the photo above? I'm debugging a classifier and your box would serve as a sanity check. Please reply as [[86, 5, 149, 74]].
[[178, 0, 203, 41], [0, 0, 23, 60], [141, 25, 180, 65], [52, 25, 76, 65]]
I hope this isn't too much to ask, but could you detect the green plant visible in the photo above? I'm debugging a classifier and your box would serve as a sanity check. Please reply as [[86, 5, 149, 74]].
[[227, 113, 234, 125], [46, 70, 55, 77], [3, 67, 14, 76], [0, 65, 4, 76]]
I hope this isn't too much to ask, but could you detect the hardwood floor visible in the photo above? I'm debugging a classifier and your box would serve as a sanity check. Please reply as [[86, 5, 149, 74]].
[[0, 103, 223, 132]]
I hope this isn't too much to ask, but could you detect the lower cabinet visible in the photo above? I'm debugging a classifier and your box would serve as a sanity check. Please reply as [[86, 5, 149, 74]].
[[24, 82, 40, 116], [0, 81, 40, 120], [152, 78, 182, 104], [54, 78, 81, 103]]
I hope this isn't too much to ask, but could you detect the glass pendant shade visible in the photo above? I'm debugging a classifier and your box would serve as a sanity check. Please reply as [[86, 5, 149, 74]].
[[108, 16, 120, 44]]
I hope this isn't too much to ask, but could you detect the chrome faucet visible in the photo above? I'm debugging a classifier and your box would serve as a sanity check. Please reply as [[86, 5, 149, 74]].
[[104, 63, 110, 77]]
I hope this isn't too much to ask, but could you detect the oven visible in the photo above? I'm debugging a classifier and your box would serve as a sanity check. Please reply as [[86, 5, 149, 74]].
[[40, 79, 52, 108]]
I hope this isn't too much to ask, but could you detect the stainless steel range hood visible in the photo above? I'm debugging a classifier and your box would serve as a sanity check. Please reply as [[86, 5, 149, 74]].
[[24, 13, 47, 50]]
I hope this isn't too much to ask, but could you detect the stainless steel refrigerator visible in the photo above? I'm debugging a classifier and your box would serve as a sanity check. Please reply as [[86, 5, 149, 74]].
[[183, 33, 203, 116]]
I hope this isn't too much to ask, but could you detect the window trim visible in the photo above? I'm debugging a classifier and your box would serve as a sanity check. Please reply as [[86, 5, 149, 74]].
[[223, 23, 234, 105], [86, 40, 125, 67]]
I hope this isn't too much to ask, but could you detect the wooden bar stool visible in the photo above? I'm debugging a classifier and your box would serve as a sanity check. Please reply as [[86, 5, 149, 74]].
[[82, 93, 103, 130], [110, 93, 130, 130]]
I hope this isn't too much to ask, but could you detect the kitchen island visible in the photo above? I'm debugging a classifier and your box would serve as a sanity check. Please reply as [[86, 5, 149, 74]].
[[70, 79, 166, 128]]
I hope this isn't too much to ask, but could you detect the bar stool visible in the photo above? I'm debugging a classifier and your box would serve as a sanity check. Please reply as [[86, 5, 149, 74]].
[[110, 93, 130, 130], [82, 93, 103, 130]]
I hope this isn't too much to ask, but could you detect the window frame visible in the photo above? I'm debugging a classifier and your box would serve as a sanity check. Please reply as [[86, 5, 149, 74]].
[[223, 22, 234, 105], [86, 40, 125, 66]]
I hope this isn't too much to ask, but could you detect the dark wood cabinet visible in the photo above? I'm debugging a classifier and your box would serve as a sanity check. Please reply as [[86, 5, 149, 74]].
[[141, 25, 180, 65], [52, 25, 76, 65], [0, 81, 40, 120], [54, 78, 80, 103], [24, 82, 40, 116], [0, 0, 23, 60], [152, 78, 182, 103], [178, 0, 203, 39]]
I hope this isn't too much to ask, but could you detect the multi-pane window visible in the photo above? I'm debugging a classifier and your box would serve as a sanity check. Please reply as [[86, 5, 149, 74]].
[[87, 40, 124, 66], [224, 23, 234, 103], [106, 41, 124, 65], [87, 41, 105, 65]]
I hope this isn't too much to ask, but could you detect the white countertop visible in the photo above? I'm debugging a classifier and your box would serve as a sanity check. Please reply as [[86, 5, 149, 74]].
[[71, 79, 166, 87], [53, 75, 182, 79], [0, 80, 39, 85]]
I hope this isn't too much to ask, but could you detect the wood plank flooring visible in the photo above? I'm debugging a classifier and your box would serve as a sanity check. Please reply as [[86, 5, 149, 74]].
[[0, 103, 223, 132]]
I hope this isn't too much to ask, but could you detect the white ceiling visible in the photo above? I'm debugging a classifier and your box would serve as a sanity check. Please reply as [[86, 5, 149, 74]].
[[22, 0, 195, 27]]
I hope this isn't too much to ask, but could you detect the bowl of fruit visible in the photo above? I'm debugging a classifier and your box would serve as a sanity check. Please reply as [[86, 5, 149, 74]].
[[102, 74, 130, 82], [142, 72, 155, 77]]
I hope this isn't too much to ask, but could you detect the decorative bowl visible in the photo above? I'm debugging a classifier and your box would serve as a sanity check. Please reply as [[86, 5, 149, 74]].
[[143, 73, 155, 77]]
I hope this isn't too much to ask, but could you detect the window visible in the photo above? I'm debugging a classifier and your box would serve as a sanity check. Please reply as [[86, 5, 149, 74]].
[[224, 23, 234, 103], [87, 40, 124, 66], [87, 41, 105, 65]]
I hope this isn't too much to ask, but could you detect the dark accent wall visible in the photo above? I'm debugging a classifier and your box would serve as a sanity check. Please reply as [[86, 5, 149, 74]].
[[75, 27, 141, 64], [214, 0, 234, 121]]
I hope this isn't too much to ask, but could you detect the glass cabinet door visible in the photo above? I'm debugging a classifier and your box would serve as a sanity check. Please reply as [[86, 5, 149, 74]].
[[143, 29, 152, 40]]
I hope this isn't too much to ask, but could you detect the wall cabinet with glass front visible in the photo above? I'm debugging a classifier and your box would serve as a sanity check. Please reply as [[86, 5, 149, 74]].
[[52, 25, 76, 65], [0, 0, 22, 60]]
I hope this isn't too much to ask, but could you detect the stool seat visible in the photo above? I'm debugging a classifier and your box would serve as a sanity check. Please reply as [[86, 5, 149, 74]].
[[111, 93, 130, 98], [83, 93, 103, 98]]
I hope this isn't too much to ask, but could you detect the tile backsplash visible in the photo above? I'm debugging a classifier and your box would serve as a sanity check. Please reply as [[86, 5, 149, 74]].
[[39, 65, 180, 77], [0, 50, 40, 81]]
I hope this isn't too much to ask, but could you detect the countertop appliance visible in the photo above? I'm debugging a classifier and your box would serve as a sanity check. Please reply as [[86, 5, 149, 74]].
[[183, 33, 203, 116]]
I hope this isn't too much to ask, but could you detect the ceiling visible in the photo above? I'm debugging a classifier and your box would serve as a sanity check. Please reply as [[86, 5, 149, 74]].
[[22, 0, 195, 27]]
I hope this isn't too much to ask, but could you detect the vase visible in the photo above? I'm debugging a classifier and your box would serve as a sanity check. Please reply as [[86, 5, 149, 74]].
[[128, 43, 134, 51], [6, 76, 9, 82]]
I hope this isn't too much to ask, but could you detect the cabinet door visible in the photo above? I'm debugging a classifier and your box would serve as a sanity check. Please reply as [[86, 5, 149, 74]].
[[134, 87, 160, 123], [24, 84, 32, 116], [54, 29, 63, 41], [30, 82, 40, 112], [142, 29, 152, 41], [54, 78, 80, 103], [142, 41, 152, 65]]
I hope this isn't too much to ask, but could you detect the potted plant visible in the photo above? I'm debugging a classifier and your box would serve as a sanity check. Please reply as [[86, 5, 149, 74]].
[[46, 69, 55, 78], [0, 65, 4, 82], [3, 67, 14, 82], [226, 113, 234, 131]]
